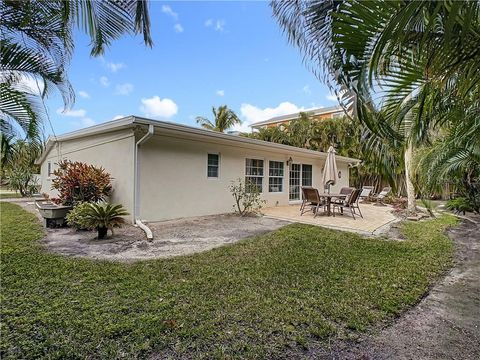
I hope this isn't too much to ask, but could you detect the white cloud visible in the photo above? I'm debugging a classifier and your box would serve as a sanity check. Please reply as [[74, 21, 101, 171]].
[[70, 117, 96, 130], [174, 23, 184, 33], [80, 118, 96, 127], [236, 102, 306, 133], [140, 96, 178, 118], [216, 89, 225, 96], [326, 93, 337, 101], [56, 108, 87, 117], [115, 83, 134, 95], [78, 90, 90, 99], [303, 85, 312, 95], [162, 5, 178, 20], [215, 20, 225, 31], [112, 115, 125, 120], [205, 18, 225, 32], [57, 107, 95, 129], [99, 76, 110, 87], [106, 62, 125, 73]]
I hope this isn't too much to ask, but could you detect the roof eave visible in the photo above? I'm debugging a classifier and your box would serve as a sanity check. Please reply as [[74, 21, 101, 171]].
[[131, 116, 360, 163], [35, 116, 136, 164], [35, 115, 361, 165]]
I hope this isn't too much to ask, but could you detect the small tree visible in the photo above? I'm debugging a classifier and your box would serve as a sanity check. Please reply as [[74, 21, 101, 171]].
[[230, 178, 265, 216], [51, 160, 113, 205], [4, 140, 41, 196]]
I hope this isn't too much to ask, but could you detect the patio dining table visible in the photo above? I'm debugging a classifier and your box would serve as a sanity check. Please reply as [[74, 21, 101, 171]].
[[317, 193, 348, 216]]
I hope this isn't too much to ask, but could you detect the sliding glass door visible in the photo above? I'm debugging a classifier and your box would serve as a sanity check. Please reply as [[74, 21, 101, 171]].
[[289, 164, 312, 201]]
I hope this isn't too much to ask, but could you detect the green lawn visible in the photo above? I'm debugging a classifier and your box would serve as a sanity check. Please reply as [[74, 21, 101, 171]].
[[0, 192, 22, 199], [0, 202, 456, 359]]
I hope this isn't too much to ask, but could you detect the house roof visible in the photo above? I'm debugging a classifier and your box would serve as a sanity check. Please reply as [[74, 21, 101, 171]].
[[36, 115, 361, 164], [250, 105, 344, 128]]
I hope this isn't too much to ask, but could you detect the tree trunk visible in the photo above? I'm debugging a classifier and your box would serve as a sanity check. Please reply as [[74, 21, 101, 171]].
[[97, 227, 108, 239], [404, 142, 416, 216]]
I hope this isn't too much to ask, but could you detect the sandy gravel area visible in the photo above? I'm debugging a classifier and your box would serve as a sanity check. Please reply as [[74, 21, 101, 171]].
[[38, 213, 288, 262]]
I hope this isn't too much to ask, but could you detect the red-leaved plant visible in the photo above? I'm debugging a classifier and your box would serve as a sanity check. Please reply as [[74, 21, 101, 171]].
[[51, 160, 113, 206]]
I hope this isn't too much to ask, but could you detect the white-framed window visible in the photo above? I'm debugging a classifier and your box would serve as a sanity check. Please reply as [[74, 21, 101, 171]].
[[245, 158, 264, 193], [269, 161, 284, 192], [207, 153, 219, 178], [47, 161, 52, 177]]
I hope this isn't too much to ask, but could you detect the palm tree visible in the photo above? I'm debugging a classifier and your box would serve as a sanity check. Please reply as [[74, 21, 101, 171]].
[[415, 102, 480, 212], [196, 106, 241, 132], [245, 126, 290, 145], [0, 0, 152, 142], [271, 0, 480, 215]]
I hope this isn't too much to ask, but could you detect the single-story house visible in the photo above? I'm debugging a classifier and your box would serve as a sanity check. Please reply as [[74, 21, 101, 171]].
[[36, 116, 360, 223]]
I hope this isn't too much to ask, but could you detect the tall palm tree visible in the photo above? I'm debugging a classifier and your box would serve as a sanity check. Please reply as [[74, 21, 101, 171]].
[[0, 0, 152, 142], [196, 106, 241, 132], [271, 0, 480, 215]]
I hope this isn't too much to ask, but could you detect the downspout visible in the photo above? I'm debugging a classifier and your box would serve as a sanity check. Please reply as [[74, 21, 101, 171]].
[[133, 124, 154, 239]]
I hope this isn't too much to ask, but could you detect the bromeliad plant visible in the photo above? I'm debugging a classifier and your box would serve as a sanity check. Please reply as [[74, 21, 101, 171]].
[[51, 160, 113, 205], [82, 203, 129, 239]]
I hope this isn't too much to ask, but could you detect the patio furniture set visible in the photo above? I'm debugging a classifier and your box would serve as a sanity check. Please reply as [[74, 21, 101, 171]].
[[300, 186, 391, 220]]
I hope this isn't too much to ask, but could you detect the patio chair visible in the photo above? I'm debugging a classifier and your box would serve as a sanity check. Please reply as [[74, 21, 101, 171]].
[[372, 187, 391, 206], [331, 187, 354, 205], [359, 186, 374, 202], [300, 187, 326, 217], [332, 188, 362, 219]]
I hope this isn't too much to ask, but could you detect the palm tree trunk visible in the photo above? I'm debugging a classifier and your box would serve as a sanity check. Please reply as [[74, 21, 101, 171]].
[[404, 142, 416, 216]]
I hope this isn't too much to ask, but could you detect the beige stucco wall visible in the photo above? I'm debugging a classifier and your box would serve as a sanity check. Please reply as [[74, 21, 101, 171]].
[[138, 134, 351, 222], [39, 129, 135, 215]]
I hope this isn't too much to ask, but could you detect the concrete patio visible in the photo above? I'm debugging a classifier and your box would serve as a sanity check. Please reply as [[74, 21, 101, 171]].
[[262, 202, 399, 235]]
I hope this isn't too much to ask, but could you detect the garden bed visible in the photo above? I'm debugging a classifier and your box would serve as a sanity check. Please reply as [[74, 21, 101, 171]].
[[39, 212, 289, 262]]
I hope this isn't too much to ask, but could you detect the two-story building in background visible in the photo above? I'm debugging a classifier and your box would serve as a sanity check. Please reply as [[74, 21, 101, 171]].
[[250, 105, 344, 131]]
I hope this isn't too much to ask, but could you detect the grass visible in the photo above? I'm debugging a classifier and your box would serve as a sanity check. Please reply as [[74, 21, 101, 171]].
[[0, 192, 23, 199], [0, 202, 457, 359], [416, 199, 446, 209]]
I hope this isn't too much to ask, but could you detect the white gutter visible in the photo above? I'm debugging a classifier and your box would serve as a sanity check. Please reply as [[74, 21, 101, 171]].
[[133, 124, 154, 227]]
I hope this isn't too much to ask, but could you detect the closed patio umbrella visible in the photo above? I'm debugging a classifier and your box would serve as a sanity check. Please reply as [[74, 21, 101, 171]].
[[322, 146, 338, 193]]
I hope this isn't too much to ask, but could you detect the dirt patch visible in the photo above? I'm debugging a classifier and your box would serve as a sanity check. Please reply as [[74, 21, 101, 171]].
[[38, 213, 288, 262], [302, 215, 480, 359]]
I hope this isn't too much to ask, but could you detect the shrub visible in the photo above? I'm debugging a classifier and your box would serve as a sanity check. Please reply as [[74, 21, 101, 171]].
[[4, 140, 41, 197], [6, 167, 38, 197], [65, 202, 92, 230], [51, 160, 113, 205], [229, 178, 265, 216], [446, 197, 474, 215], [82, 202, 129, 239]]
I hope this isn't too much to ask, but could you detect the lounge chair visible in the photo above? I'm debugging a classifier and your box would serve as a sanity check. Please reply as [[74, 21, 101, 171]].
[[372, 187, 391, 206], [300, 187, 326, 217], [332, 188, 363, 219], [359, 186, 374, 202]]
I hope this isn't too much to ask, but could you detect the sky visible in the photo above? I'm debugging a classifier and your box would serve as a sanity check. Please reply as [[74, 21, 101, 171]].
[[45, 1, 338, 136]]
